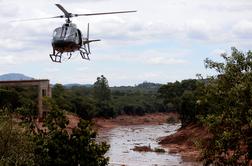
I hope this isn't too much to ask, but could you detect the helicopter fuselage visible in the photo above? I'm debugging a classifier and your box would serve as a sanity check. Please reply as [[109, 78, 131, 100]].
[[52, 23, 82, 53], [50, 21, 99, 63]]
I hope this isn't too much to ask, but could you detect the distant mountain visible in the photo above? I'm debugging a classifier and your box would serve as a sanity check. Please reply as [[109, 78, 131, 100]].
[[0, 73, 34, 81]]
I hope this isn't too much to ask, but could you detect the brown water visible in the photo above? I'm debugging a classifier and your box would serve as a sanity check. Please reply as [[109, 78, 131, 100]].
[[98, 123, 200, 166]]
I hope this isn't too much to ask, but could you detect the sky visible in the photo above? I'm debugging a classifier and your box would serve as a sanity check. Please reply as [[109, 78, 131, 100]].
[[0, 0, 252, 86]]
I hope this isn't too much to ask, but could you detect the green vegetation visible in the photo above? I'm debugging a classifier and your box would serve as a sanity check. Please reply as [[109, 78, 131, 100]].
[[199, 47, 252, 165], [93, 75, 111, 102], [0, 109, 35, 165], [0, 87, 109, 166], [111, 83, 165, 116], [158, 79, 202, 126], [34, 98, 109, 166], [51, 76, 167, 119], [158, 47, 252, 165]]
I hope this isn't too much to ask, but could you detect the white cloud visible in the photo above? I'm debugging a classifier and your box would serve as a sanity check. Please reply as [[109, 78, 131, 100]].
[[185, 19, 212, 40], [93, 49, 189, 65], [199, 0, 252, 12], [211, 49, 227, 56], [141, 72, 163, 79], [146, 56, 187, 65], [2, 0, 252, 47], [44, 67, 60, 73], [76, 67, 89, 72], [233, 20, 252, 39], [0, 55, 16, 65]]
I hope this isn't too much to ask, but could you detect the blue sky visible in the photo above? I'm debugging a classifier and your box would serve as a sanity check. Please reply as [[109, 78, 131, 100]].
[[0, 0, 252, 86]]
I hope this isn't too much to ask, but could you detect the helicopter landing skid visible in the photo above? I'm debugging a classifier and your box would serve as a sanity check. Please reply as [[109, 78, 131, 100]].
[[50, 51, 62, 63], [80, 47, 90, 60], [49, 49, 90, 63]]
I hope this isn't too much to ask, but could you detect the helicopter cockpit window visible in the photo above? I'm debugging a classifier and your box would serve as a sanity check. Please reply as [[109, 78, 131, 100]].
[[53, 26, 77, 41], [53, 27, 62, 39], [65, 27, 76, 40]]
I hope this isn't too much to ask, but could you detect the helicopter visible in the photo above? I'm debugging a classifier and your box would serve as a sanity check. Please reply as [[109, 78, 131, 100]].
[[17, 4, 136, 63]]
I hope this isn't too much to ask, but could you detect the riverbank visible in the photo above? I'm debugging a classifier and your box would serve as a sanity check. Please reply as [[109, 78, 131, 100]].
[[159, 123, 211, 162], [93, 113, 204, 163], [93, 112, 179, 130], [66, 112, 203, 163], [65, 112, 178, 131]]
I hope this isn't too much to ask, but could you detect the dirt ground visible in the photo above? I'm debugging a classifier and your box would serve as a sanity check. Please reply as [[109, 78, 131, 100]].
[[93, 112, 179, 130], [159, 123, 211, 162], [46, 112, 178, 132]]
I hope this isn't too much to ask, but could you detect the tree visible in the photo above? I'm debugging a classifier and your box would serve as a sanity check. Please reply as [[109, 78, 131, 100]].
[[0, 108, 35, 165], [93, 75, 115, 118], [34, 98, 109, 166], [52, 84, 72, 111], [157, 79, 201, 126], [0, 89, 20, 111], [200, 47, 252, 165], [180, 90, 197, 126], [70, 96, 97, 120], [93, 75, 111, 103], [96, 101, 116, 118], [69, 120, 109, 166]]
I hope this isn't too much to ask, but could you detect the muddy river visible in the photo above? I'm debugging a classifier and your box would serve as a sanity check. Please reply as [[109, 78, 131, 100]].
[[98, 123, 200, 166]]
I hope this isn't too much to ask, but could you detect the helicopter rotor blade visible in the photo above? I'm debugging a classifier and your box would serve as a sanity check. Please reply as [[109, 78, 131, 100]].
[[11, 4, 136, 22], [55, 4, 71, 18], [74, 10, 137, 17], [10, 15, 64, 22]]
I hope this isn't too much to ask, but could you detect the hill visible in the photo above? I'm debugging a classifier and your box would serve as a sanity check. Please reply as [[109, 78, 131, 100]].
[[0, 73, 34, 81]]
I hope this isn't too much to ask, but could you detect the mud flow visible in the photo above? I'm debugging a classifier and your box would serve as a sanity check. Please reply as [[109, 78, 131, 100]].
[[98, 123, 200, 166]]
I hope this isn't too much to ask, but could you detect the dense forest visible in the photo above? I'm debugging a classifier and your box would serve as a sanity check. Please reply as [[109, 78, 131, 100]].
[[0, 47, 251, 165], [52, 77, 165, 119]]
